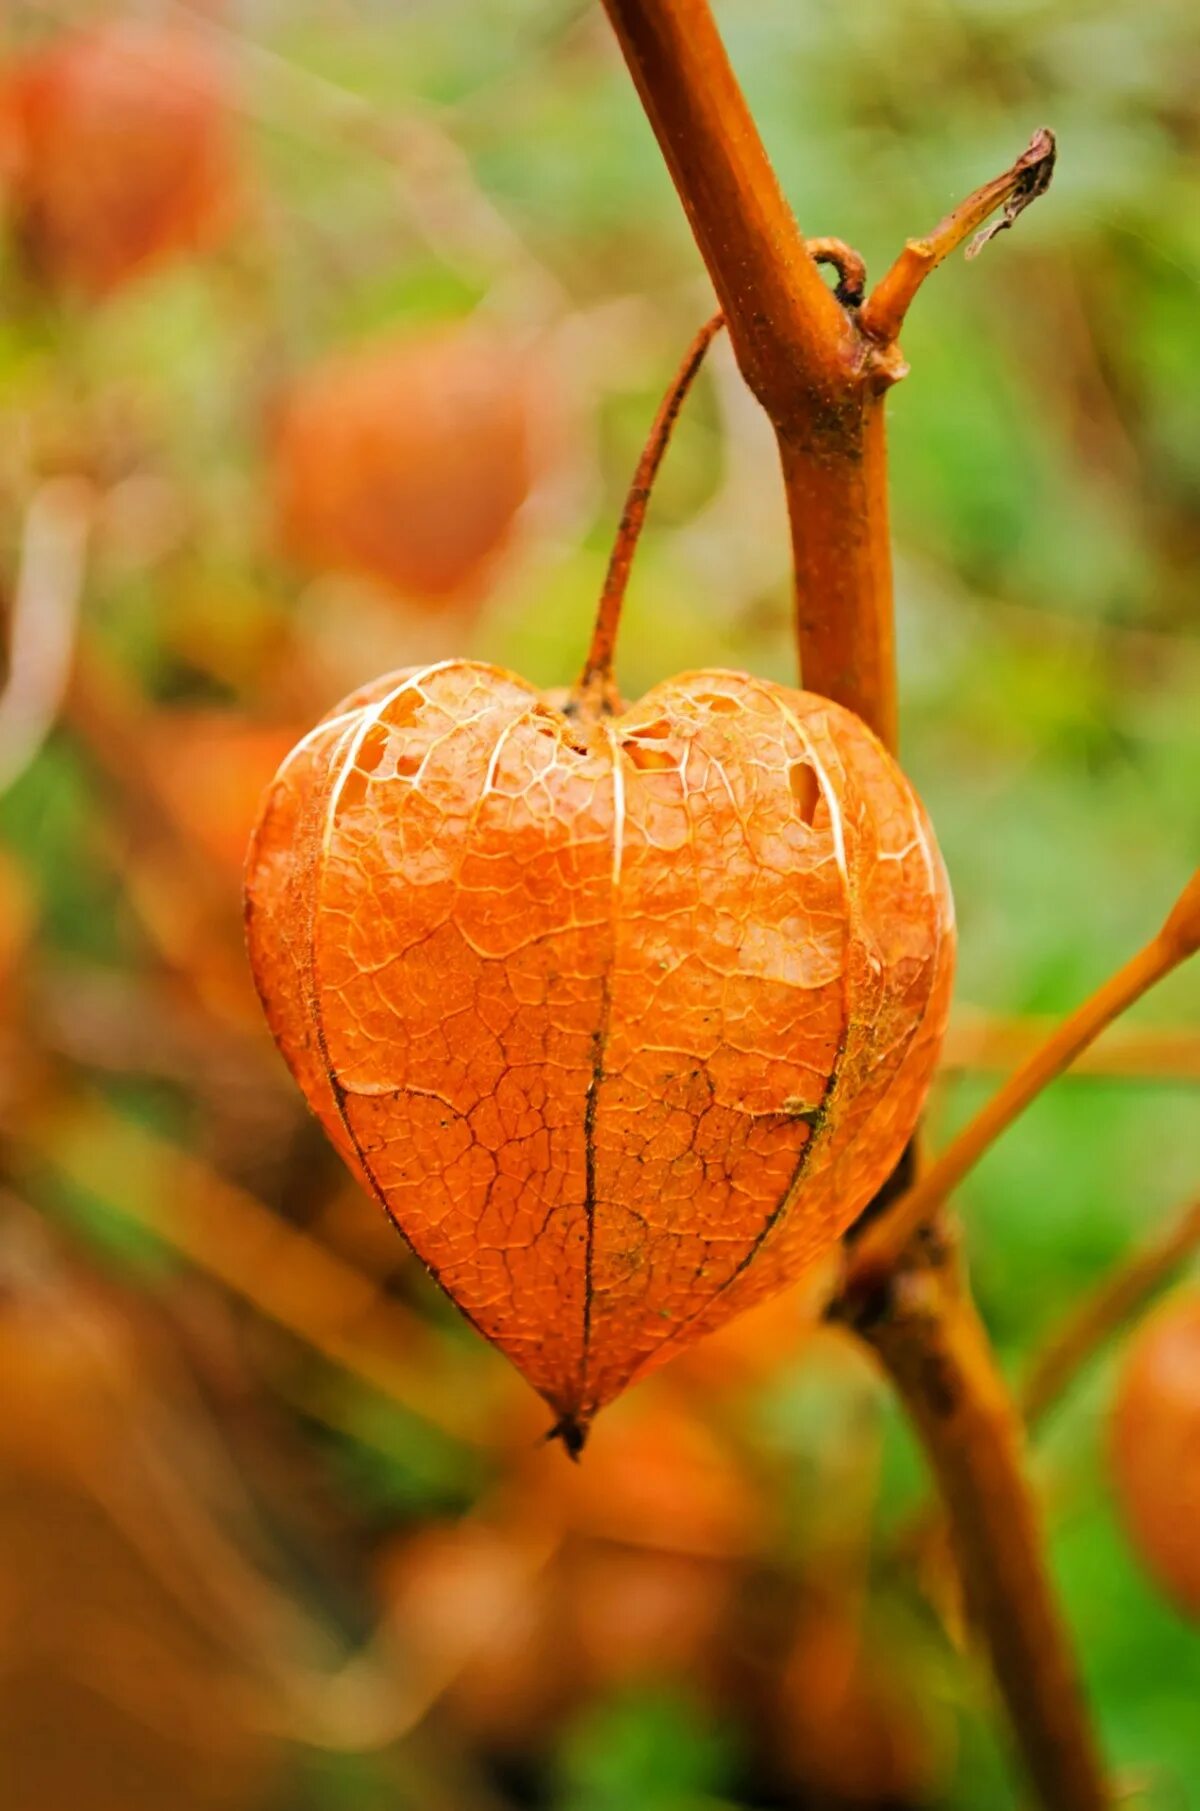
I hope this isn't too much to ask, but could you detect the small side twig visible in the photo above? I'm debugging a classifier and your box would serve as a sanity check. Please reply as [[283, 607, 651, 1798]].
[[806, 236, 867, 308], [860, 128, 1057, 345], [846, 868, 1200, 1296]]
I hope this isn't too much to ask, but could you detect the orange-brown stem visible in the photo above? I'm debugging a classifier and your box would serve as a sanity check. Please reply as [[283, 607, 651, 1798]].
[[600, 3, 1054, 754], [848, 867, 1200, 1293], [782, 396, 898, 749], [577, 310, 725, 711], [599, 0, 851, 422], [598, 4, 1103, 1803], [598, 0, 898, 742]]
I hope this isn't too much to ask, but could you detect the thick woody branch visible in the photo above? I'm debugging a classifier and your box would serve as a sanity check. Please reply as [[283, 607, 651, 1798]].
[[600, 0, 896, 743], [595, 6, 1107, 1804], [782, 404, 898, 750], [597, 7, 1108, 1806], [600, 0, 851, 422], [837, 1226, 1111, 1811]]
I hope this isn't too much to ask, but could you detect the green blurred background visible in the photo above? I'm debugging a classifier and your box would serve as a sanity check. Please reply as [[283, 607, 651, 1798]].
[[1, 2, 1198, 1807]]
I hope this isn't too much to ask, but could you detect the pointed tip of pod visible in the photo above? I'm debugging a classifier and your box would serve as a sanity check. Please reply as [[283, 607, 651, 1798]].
[[543, 1412, 590, 1462]]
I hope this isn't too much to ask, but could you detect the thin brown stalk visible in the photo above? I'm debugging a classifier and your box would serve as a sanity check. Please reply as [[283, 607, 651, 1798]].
[[577, 310, 725, 712]]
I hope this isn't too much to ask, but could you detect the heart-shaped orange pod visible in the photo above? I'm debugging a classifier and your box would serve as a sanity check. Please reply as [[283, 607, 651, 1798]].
[[246, 319, 954, 1447]]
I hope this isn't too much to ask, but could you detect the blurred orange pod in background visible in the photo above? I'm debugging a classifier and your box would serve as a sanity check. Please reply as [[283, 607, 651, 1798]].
[[770, 1604, 947, 1805], [1, 17, 242, 297], [273, 323, 563, 614], [1110, 1288, 1200, 1619]]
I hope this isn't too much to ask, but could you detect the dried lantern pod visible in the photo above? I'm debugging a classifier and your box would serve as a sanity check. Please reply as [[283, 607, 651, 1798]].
[[274, 325, 547, 610], [246, 318, 955, 1450], [2, 19, 240, 298], [1110, 1288, 1200, 1618]]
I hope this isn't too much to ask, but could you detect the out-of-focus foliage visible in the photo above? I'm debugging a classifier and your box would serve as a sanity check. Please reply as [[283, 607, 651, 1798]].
[[0, 2, 1197, 1808]]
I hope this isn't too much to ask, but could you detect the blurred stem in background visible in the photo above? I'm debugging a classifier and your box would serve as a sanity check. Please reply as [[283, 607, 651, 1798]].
[[0, 479, 93, 794]]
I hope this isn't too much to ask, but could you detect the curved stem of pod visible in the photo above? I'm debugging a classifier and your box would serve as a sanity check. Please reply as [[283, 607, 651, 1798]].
[[576, 310, 725, 714]]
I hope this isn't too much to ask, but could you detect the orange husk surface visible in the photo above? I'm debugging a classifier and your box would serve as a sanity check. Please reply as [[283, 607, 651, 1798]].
[[245, 658, 954, 1440], [2, 21, 239, 297], [1110, 1289, 1200, 1619]]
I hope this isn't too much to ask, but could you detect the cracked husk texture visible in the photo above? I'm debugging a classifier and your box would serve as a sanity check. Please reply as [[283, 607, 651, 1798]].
[[245, 659, 955, 1434]]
